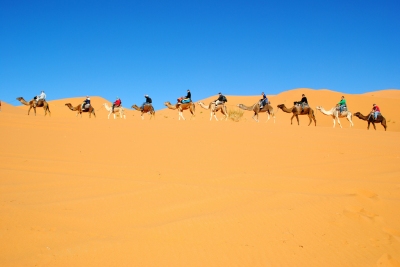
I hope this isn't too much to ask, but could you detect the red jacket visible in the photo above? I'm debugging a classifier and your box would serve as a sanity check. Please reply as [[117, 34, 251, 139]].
[[114, 99, 121, 106], [373, 105, 380, 112]]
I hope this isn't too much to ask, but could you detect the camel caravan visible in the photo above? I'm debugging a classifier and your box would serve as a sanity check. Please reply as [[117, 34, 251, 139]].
[[15, 90, 388, 131]]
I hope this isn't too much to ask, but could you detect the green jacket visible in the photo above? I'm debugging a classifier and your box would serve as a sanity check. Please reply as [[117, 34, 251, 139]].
[[338, 99, 346, 106]]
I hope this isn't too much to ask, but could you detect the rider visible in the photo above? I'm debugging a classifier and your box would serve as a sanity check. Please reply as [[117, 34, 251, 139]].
[[294, 94, 308, 110], [337, 96, 347, 113], [112, 97, 122, 112], [259, 92, 268, 109], [214, 92, 227, 107], [82, 96, 90, 110], [184, 89, 191, 102], [141, 95, 152, 110], [372, 103, 381, 120], [34, 91, 46, 107]]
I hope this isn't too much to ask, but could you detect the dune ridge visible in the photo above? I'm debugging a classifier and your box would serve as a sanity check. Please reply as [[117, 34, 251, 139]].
[[1, 88, 399, 266]]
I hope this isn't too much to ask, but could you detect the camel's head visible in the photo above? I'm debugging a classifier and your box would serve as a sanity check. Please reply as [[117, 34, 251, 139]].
[[354, 112, 361, 118], [16, 97, 23, 101], [164, 101, 171, 106], [64, 103, 71, 106], [316, 106, 321, 110], [277, 104, 285, 109]]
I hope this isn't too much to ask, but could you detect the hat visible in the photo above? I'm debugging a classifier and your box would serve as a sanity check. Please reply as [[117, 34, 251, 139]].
[[218, 92, 222, 94], [145, 94, 149, 97]]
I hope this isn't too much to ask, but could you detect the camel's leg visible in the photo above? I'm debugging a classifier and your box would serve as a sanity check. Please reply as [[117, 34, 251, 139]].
[[266, 113, 270, 123], [372, 122, 376, 130], [113, 114, 116, 119], [337, 117, 342, 128], [332, 117, 336, 128], [296, 115, 300, 125], [214, 113, 218, 121], [290, 114, 295, 125], [141, 112, 144, 120], [347, 114, 353, 127]]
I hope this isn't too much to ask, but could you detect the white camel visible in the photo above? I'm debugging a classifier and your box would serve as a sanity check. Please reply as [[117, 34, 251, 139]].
[[197, 101, 228, 121], [316, 106, 353, 128], [103, 103, 126, 119]]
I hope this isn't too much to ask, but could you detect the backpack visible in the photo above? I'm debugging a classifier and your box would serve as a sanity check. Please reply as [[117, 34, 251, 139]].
[[222, 96, 227, 102]]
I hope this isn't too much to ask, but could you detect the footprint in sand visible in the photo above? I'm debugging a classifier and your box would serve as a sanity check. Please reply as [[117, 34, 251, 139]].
[[376, 253, 400, 267], [343, 206, 378, 221], [383, 228, 400, 243], [357, 189, 379, 200]]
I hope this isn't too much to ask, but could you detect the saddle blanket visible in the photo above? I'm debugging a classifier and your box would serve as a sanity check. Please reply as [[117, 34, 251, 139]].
[[181, 99, 191, 104]]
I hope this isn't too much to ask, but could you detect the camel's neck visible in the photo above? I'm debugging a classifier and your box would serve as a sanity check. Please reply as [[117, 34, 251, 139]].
[[198, 102, 210, 110], [18, 98, 30, 106], [69, 105, 78, 111], [238, 104, 255, 111], [131, 105, 140, 111], [103, 103, 111, 111], [356, 113, 369, 120], [166, 103, 177, 110], [280, 105, 294, 113], [318, 107, 334, 116]]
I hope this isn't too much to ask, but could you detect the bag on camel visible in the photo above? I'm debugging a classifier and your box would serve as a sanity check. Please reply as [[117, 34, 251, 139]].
[[177, 97, 183, 103]]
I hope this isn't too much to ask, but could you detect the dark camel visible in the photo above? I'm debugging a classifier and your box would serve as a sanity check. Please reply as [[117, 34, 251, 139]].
[[65, 103, 96, 118], [277, 104, 316, 126], [16, 97, 51, 116], [237, 102, 275, 123], [354, 112, 387, 131], [131, 104, 155, 120]]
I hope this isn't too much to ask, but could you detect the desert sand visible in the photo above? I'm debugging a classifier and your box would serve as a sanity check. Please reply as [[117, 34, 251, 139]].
[[1, 89, 399, 266]]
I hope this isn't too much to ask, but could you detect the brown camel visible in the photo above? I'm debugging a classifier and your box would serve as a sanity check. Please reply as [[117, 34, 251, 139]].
[[65, 103, 96, 118], [354, 112, 387, 131], [237, 102, 275, 123], [164, 101, 195, 120], [16, 97, 51, 116], [277, 104, 316, 126], [197, 101, 228, 121], [131, 104, 155, 120]]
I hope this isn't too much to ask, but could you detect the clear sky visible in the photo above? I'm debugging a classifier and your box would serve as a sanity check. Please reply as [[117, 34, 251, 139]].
[[1, 0, 399, 110]]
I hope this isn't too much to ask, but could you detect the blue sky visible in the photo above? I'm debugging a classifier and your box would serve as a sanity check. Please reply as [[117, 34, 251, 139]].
[[1, 0, 399, 110]]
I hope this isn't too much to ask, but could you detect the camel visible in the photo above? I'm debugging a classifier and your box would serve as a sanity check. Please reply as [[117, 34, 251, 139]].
[[164, 101, 195, 120], [16, 97, 51, 116], [316, 106, 354, 128], [354, 112, 387, 131], [131, 104, 155, 120], [277, 104, 316, 126], [237, 102, 275, 123], [197, 101, 228, 121], [103, 103, 126, 119], [65, 103, 96, 118]]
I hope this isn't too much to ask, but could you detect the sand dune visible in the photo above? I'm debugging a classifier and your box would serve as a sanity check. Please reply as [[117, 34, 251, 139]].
[[1, 89, 399, 266]]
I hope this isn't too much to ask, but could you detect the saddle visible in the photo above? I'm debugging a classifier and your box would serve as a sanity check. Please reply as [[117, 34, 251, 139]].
[[336, 106, 347, 114], [181, 99, 191, 104], [83, 104, 90, 110]]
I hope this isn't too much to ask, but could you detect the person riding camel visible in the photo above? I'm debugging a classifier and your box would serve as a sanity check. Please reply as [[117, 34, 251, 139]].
[[337, 96, 347, 113], [112, 97, 121, 112], [294, 94, 308, 111], [214, 92, 227, 108], [259, 92, 268, 109], [177, 90, 192, 105], [82, 96, 90, 110], [371, 103, 381, 120], [34, 91, 46, 107], [141, 95, 152, 111]]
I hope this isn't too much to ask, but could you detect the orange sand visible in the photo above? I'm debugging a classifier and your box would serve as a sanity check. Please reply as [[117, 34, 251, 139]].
[[1, 89, 399, 266]]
